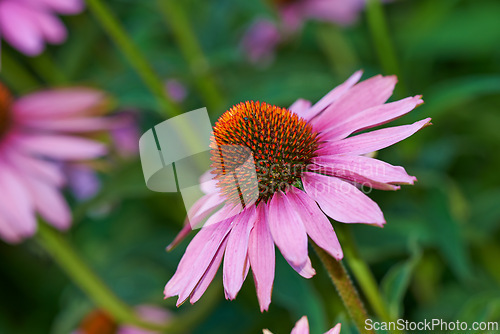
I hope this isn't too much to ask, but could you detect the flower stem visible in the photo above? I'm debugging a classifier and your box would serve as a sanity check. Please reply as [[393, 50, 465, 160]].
[[29, 52, 67, 85], [85, 0, 183, 117], [312, 243, 375, 334], [0, 51, 41, 93], [365, 0, 406, 94], [36, 223, 167, 332], [338, 226, 404, 334], [156, 0, 225, 112]]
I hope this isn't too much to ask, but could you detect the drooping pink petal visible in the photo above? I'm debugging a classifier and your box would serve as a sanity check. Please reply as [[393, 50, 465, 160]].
[[0, 165, 37, 238], [268, 192, 308, 268], [325, 323, 342, 334], [286, 256, 316, 279], [289, 98, 312, 119], [12, 133, 107, 160], [199, 169, 218, 194], [288, 188, 343, 260], [13, 88, 106, 119], [20, 117, 114, 133], [320, 95, 424, 141], [3, 146, 64, 187], [223, 207, 256, 300], [302, 172, 385, 226], [37, 0, 84, 14], [317, 118, 432, 156], [0, 212, 24, 244], [190, 237, 228, 304], [28, 8, 67, 44], [165, 217, 233, 306], [303, 70, 363, 121], [22, 175, 71, 230], [0, 1, 44, 55], [311, 155, 417, 190], [248, 203, 275, 312], [312, 74, 397, 132], [291, 316, 310, 334]]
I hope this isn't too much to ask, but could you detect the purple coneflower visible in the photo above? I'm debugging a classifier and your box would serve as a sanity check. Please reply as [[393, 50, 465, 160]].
[[0, 83, 111, 243], [0, 0, 84, 56], [164, 71, 430, 311], [264, 316, 341, 334]]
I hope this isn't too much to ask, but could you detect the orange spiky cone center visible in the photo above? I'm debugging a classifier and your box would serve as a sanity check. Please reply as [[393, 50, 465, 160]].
[[211, 101, 319, 204], [0, 82, 12, 139]]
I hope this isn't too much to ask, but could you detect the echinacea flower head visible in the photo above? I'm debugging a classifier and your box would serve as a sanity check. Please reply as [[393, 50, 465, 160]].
[[0, 82, 111, 243], [264, 316, 341, 334], [164, 71, 430, 311], [0, 0, 84, 56]]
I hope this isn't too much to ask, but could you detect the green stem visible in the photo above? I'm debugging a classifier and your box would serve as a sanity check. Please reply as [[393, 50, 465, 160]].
[[36, 223, 167, 332], [366, 0, 405, 94], [85, 0, 182, 117], [29, 52, 67, 85], [315, 23, 360, 79], [312, 243, 375, 334], [339, 227, 404, 334], [156, 0, 225, 112], [0, 51, 41, 93]]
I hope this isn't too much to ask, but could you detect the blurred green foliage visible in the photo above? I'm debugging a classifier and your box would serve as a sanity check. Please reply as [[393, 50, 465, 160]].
[[1, 0, 500, 333]]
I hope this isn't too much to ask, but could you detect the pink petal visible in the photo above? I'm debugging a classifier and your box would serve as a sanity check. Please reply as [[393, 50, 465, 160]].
[[0, 164, 37, 238], [4, 147, 64, 187], [313, 74, 397, 132], [304, 70, 363, 121], [13, 88, 106, 118], [288, 188, 343, 260], [0, 212, 24, 243], [289, 98, 312, 119], [37, 0, 84, 14], [23, 175, 71, 230], [29, 8, 67, 44], [13, 133, 107, 160], [248, 203, 275, 312], [286, 256, 316, 279], [223, 207, 256, 300], [164, 217, 233, 306], [321, 95, 424, 141], [199, 169, 218, 194], [190, 237, 228, 304], [291, 316, 310, 334], [21, 117, 114, 133], [0, 2, 44, 55], [325, 323, 342, 334], [302, 172, 385, 226], [268, 192, 308, 268], [317, 118, 432, 156], [311, 155, 417, 190]]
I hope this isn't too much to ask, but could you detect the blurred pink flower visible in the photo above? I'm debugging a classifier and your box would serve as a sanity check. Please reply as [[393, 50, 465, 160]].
[[164, 71, 430, 311], [65, 163, 101, 201], [111, 111, 141, 158], [241, 18, 282, 64], [264, 316, 341, 334], [165, 79, 187, 103], [0, 83, 111, 243], [0, 0, 84, 56], [117, 305, 171, 334]]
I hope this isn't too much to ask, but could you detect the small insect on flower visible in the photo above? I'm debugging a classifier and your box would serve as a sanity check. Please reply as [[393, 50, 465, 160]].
[[164, 71, 430, 311]]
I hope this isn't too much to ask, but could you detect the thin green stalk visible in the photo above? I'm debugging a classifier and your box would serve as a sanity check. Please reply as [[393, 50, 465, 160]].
[[29, 52, 67, 85], [315, 23, 360, 79], [366, 0, 405, 94], [338, 226, 404, 334], [0, 51, 41, 93], [37, 223, 222, 333], [156, 0, 225, 112], [36, 223, 168, 331], [312, 243, 375, 334], [85, 0, 182, 117]]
